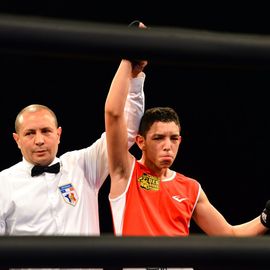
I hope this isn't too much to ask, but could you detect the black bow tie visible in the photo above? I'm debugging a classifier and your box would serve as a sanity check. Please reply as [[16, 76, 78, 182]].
[[31, 162, 60, 177]]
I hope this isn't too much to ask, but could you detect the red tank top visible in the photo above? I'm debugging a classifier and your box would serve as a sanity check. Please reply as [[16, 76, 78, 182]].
[[122, 160, 200, 236]]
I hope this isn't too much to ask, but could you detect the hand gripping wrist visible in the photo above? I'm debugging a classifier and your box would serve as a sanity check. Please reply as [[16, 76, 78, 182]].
[[260, 200, 270, 228]]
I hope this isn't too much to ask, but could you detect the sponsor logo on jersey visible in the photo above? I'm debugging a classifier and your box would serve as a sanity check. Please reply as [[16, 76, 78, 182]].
[[138, 173, 160, 191], [172, 195, 188, 203]]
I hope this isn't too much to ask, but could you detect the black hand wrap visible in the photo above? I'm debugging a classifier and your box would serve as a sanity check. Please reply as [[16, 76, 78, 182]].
[[260, 200, 270, 228], [127, 20, 144, 68]]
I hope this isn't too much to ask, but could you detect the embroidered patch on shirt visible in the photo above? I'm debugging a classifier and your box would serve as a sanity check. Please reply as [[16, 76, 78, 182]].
[[138, 173, 160, 191], [59, 183, 79, 206]]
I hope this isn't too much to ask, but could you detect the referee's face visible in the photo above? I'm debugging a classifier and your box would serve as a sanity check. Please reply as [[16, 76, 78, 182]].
[[13, 109, 62, 166]]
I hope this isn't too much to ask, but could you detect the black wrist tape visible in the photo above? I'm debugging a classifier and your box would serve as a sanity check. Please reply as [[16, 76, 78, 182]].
[[126, 20, 145, 67], [260, 200, 270, 228]]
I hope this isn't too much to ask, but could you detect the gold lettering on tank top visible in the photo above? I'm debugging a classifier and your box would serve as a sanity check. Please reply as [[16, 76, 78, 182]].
[[138, 173, 160, 191]]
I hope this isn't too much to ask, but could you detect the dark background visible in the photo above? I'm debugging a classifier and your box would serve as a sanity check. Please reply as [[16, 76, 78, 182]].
[[0, 2, 270, 235]]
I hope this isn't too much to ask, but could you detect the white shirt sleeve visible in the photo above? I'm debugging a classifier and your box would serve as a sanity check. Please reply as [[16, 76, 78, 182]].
[[0, 170, 13, 235], [81, 74, 145, 189], [124, 74, 146, 148]]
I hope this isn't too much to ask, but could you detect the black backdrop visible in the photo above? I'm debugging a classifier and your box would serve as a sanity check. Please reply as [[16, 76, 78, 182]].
[[1, 3, 270, 235]]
